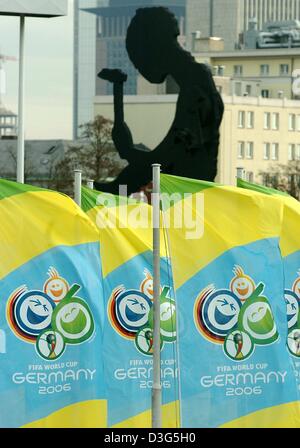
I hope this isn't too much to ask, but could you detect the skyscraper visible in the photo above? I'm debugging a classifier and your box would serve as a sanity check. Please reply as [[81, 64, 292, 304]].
[[73, 0, 186, 138]]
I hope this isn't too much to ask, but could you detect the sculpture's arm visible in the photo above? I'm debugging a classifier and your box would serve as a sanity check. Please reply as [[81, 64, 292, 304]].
[[98, 69, 147, 163]]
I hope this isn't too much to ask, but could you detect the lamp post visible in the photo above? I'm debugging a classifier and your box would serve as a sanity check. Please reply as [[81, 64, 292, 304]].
[[0, 0, 68, 183]]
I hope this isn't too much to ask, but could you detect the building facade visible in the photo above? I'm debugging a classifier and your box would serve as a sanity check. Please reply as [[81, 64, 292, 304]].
[[243, 0, 300, 31], [0, 140, 69, 186], [194, 48, 300, 100], [94, 93, 300, 186]]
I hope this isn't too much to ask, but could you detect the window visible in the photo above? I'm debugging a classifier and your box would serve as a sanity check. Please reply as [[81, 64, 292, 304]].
[[238, 142, 245, 159], [246, 111, 254, 128], [288, 144, 295, 161], [246, 172, 254, 182], [260, 64, 269, 76], [261, 89, 270, 98], [289, 114, 296, 131], [245, 85, 252, 96], [263, 143, 270, 160], [271, 143, 279, 160], [297, 145, 300, 161], [297, 115, 300, 131], [234, 65, 243, 76], [238, 111, 245, 128], [271, 113, 279, 130], [264, 112, 271, 129], [246, 142, 254, 159], [280, 64, 289, 75]]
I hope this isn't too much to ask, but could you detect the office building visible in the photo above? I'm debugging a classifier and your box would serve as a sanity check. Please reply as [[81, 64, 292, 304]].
[[186, 0, 300, 50], [0, 106, 17, 139]]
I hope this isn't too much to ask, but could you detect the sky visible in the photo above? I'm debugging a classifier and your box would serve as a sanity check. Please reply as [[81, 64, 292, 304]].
[[0, 0, 74, 140]]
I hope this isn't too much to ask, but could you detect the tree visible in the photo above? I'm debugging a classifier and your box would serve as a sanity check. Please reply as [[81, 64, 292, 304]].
[[53, 116, 125, 195], [0, 144, 35, 183], [260, 161, 300, 200]]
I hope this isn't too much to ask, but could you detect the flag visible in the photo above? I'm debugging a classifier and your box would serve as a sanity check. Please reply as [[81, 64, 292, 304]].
[[238, 179, 300, 386], [0, 180, 106, 428], [161, 174, 300, 428], [81, 186, 179, 428]]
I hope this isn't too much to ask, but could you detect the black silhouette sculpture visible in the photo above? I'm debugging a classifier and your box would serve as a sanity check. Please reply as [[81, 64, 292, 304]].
[[94, 7, 224, 195]]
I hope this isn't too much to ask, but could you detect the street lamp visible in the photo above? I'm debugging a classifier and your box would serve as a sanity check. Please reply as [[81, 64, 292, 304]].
[[0, 0, 68, 183]]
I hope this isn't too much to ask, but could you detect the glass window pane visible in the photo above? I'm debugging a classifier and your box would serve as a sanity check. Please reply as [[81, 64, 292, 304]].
[[238, 141, 245, 159]]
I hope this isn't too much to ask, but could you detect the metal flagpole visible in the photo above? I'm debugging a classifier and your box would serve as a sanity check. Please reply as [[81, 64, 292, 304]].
[[17, 15, 25, 183], [74, 169, 82, 206], [152, 163, 162, 428]]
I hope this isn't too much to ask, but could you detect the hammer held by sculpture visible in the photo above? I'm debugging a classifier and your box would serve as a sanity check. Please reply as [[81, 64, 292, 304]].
[[94, 7, 224, 196]]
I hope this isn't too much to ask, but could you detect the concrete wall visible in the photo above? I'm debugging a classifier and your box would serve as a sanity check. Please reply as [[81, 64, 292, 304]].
[[94, 93, 300, 186]]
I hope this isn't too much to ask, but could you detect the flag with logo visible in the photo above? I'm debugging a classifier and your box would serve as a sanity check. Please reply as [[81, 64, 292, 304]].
[[237, 179, 300, 387], [0, 180, 106, 428], [81, 186, 179, 428], [160, 174, 300, 428]]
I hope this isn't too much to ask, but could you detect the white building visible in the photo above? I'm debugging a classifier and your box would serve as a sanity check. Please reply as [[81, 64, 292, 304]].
[[186, 0, 300, 50]]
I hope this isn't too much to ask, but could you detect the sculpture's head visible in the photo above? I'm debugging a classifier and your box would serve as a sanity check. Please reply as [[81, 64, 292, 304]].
[[126, 7, 180, 84]]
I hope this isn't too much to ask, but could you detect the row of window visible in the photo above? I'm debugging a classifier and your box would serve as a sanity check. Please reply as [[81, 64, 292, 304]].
[[238, 111, 255, 128], [234, 64, 290, 77], [263, 112, 280, 130], [238, 111, 300, 131], [237, 142, 300, 161]]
